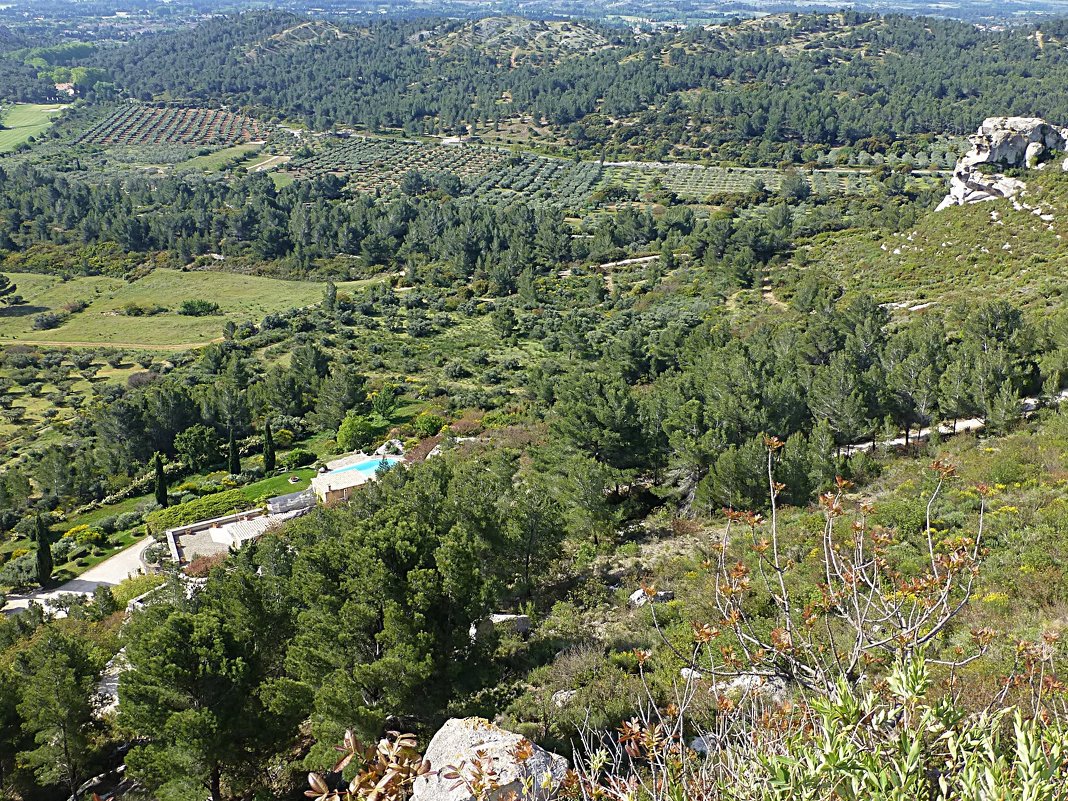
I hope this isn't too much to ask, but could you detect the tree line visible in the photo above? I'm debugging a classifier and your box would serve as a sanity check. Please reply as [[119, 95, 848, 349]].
[[80, 11, 1068, 157]]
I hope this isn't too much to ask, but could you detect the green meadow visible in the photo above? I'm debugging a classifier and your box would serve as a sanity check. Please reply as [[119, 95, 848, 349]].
[[0, 269, 351, 348], [0, 103, 66, 152]]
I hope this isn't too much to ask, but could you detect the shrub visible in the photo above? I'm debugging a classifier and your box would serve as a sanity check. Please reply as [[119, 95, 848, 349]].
[[870, 495, 927, 537], [64, 524, 106, 546], [337, 412, 376, 451], [281, 448, 317, 469], [568, 657, 1068, 800], [112, 573, 166, 607], [186, 553, 227, 577], [143, 488, 250, 534], [0, 551, 36, 588], [52, 537, 76, 562], [114, 510, 143, 530], [413, 412, 446, 439], [31, 312, 65, 330], [178, 299, 221, 317], [142, 542, 167, 566], [443, 362, 469, 380]]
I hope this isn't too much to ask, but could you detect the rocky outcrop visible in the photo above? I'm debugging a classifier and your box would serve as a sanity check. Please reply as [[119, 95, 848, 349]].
[[468, 613, 530, 641], [628, 587, 674, 607], [551, 689, 577, 708], [412, 718, 569, 801], [937, 116, 1068, 210]]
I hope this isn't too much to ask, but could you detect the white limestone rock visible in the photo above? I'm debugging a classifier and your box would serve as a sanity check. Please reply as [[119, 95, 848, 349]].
[[937, 116, 1068, 211], [468, 614, 531, 641], [628, 588, 675, 607], [551, 689, 577, 708], [412, 718, 569, 801], [721, 674, 788, 703]]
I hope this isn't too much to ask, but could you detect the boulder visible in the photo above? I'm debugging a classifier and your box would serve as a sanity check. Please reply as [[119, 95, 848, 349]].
[[937, 116, 1068, 210], [628, 588, 675, 608], [468, 614, 531, 641], [1025, 141, 1046, 168], [721, 673, 787, 703], [412, 718, 569, 801], [551, 689, 577, 708], [690, 734, 716, 754]]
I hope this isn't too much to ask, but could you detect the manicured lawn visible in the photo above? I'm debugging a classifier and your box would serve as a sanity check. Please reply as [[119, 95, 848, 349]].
[[0, 269, 333, 347], [0, 103, 66, 152], [236, 468, 315, 502]]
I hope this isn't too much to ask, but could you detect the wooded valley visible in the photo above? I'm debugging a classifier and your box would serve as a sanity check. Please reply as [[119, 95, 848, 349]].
[[2, 6, 1068, 801]]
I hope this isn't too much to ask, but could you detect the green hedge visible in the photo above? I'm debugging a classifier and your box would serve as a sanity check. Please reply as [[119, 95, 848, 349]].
[[144, 489, 253, 534]]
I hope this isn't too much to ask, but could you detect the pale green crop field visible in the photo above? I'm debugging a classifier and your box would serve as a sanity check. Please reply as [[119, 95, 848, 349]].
[[0, 103, 66, 152], [0, 269, 340, 348], [177, 142, 261, 172]]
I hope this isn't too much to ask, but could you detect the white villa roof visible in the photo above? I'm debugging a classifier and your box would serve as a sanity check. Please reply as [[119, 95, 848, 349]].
[[312, 467, 374, 493]]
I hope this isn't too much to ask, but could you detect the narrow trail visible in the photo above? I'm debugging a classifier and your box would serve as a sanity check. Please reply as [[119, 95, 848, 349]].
[[761, 275, 787, 309], [252, 154, 291, 172]]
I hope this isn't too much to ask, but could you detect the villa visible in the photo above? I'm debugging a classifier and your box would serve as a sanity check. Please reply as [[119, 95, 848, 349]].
[[164, 444, 406, 564], [164, 506, 310, 566], [310, 451, 404, 504]]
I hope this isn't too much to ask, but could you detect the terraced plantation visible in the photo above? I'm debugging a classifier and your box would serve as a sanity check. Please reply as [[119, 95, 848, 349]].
[[287, 137, 606, 204], [77, 104, 268, 147], [288, 137, 510, 187], [608, 163, 880, 196], [287, 135, 899, 204]]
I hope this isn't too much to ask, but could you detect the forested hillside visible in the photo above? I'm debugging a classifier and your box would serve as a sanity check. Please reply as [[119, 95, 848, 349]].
[[82, 11, 1068, 163], [2, 7, 1068, 801]]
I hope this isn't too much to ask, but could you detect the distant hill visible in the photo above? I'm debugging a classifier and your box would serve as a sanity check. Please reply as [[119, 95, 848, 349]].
[[410, 16, 616, 65], [244, 20, 355, 60], [88, 10, 1068, 165]]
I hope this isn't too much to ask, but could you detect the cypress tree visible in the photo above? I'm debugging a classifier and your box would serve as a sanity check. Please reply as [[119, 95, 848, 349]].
[[323, 280, 337, 313], [34, 513, 52, 587], [263, 419, 276, 473], [154, 452, 168, 508], [228, 431, 241, 475]]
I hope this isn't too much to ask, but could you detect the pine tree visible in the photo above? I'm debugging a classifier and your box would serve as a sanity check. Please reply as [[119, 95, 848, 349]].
[[227, 431, 241, 475], [153, 452, 168, 508], [0, 274, 17, 305], [34, 513, 52, 587], [262, 419, 275, 473]]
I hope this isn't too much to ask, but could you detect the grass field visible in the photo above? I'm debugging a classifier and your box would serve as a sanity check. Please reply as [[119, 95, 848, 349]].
[[792, 169, 1068, 316], [0, 269, 349, 348], [179, 142, 262, 172], [0, 103, 66, 152]]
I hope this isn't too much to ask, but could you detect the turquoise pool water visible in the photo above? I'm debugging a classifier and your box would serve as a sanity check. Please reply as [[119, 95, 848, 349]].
[[330, 456, 403, 476]]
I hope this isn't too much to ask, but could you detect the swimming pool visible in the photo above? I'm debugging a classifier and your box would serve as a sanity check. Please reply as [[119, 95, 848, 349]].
[[329, 456, 404, 476]]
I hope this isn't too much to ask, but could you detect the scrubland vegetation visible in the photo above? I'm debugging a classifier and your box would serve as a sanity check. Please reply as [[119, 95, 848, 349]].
[[2, 5, 1068, 801]]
